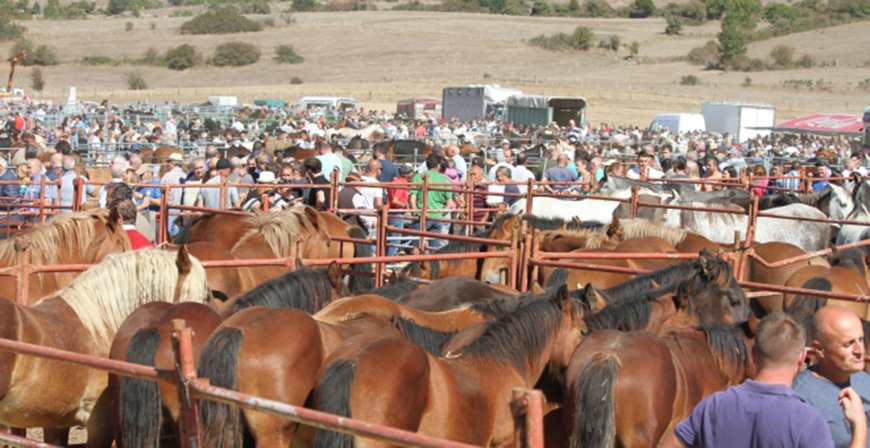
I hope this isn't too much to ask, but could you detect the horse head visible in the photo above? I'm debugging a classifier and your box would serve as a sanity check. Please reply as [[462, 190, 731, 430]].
[[691, 249, 750, 326], [828, 183, 855, 221]]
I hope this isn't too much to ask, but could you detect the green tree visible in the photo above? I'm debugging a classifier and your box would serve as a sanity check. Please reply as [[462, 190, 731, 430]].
[[681, 0, 706, 20], [29, 67, 44, 92], [211, 41, 260, 67], [763, 2, 795, 23], [718, 14, 746, 65], [569, 25, 594, 50], [165, 44, 200, 70], [728, 0, 761, 27], [567, 0, 579, 12], [629, 40, 639, 55], [293, 0, 318, 10], [665, 16, 683, 34], [274, 44, 304, 64], [628, 0, 655, 17], [769, 44, 794, 66], [608, 34, 620, 50], [703, 0, 730, 19], [531, 0, 553, 15], [106, 0, 128, 14]]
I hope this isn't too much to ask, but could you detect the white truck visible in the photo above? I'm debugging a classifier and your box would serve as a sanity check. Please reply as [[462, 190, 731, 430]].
[[701, 102, 776, 143], [648, 113, 706, 134]]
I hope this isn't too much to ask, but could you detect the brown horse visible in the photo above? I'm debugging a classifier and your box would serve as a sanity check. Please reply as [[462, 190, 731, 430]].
[[174, 212, 252, 252], [782, 248, 870, 320], [565, 325, 752, 448], [313, 286, 584, 447], [139, 146, 183, 177], [197, 307, 457, 447], [94, 302, 222, 448], [0, 207, 131, 303], [0, 248, 209, 444], [181, 241, 244, 301], [399, 276, 523, 311], [318, 211, 374, 293]]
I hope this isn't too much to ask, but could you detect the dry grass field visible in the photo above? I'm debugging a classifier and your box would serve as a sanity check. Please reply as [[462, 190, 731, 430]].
[[4, 8, 870, 126]]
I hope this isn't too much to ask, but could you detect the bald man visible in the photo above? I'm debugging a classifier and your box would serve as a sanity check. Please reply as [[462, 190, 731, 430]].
[[357, 159, 384, 232], [794, 305, 870, 448]]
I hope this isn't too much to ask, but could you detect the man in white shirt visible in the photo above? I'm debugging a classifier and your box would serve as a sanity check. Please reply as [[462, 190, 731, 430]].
[[626, 151, 664, 180], [512, 153, 535, 194], [488, 148, 514, 182], [358, 160, 384, 232]]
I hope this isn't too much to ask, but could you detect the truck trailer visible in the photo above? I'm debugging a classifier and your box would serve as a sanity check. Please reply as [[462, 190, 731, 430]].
[[442, 85, 522, 122], [503, 95, 587, 128], [701, 102, 776, 142]]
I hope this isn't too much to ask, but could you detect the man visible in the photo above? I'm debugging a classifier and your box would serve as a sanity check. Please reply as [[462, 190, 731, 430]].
[[409, 153, 454, 250], [228, 156, 254, 199], [844, 153, 868, 178], [793, 306, 870, 448], [59, 155, 94, 214], [160, 152, 187, 237], [316, 140, 344, 182], [814, 163, 832, 192], [487, 166, 520, 210], [669, 156, 691, 180], [303, 158, 331, 211], [374, 145, 398, 186], [182, 157, 206, 208], [663, 312, 863, 448], [111, 198, 153, 250], [536, 145, 560, 181], [512, 152, 535, 195], [783, 161, 803, 193], [98, 155, 128, 207], [469, 164, 489, 223], [0, 157, 20, 222], [445, 145, 467, 182], [627, 151, 664, 180], [386, 164, 413, 256], [23, 158, 57, 221], [488, 147, 514, 182], [544, 153, 577, 194], [357, 160, 384, 233], [700, 156, 723, 192], [196, 158, 240, 209]]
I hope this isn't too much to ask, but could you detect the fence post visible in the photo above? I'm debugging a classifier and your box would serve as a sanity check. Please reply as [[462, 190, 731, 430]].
[[509, 220, 519, 289], [511, 388, 545, 448], [375, 205, 387, 288], [172, 319, 202, 448], [520, 220, 532, 292], [330, 169, 340, 212], [14, 237, 30, 306], [158, 184, 169, 245], [524, 178, 534, 215], [73, 177, 84, 213], [629, 186, 639, 219], [419, 173, 429, 251], [219, 173, 228, 210], [38, 175, 46, 223], [465, 172, 474, 235]]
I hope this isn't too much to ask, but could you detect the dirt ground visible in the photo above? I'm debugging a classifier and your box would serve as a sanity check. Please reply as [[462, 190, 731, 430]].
[[2, 10, 868, 126]]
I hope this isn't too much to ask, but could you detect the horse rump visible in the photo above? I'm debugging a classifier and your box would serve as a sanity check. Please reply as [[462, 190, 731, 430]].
[[120, 327, 162, 448], [197, 327, 245, 448], [570, 354, 620, 448], [315, 359, 356, 448]]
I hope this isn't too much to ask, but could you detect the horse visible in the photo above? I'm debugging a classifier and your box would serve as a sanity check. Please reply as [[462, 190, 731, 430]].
[[181, 241, 244, 301], [657, 196, 831, 251], [173, 212, 252, 251], [398, 276, 522, 311], [837, 175, 870, 245], [0, 248, 209, 445], [197, 307, 457, 447], [218, 262, 347, 318], [565, 325, 752, 448], [313, 286, 584, 448], [95, 302, 222, 448], [782, 248, 870, 320], [0, 207, 131, 302], [401, 223, 498, 282], [318, 211, 374, 293]]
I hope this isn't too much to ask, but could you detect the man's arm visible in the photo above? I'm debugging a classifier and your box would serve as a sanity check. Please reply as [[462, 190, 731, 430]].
[[840, 387, 868, 448], [659, 432, 688, 448]]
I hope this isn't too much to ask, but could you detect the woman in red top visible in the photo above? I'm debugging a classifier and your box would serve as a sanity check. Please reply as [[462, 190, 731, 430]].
[[385, 164, 414, 256]]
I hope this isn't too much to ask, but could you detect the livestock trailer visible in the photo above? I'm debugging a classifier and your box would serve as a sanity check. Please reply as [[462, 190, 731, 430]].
[[701, 102, 776, 142], [648, 113, 707, 134], [397, 98, 442, 120], [503, 95, 587, 128], [442, 85, 522, 123]]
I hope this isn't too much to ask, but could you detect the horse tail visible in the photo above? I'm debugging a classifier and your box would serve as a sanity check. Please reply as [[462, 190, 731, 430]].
[[120, 328, 162, 448], [347, 226, 374, 293], [197, 327, 245, 448], [570, 354, 620, 448], [315, 359, 356, 448], [173, 217, 194, 244]]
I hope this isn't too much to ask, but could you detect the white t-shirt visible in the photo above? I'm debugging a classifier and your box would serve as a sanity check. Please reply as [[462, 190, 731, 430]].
[[357, 176, 383, 230]]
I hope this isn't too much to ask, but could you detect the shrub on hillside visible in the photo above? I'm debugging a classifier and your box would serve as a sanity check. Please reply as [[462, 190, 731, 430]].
[[763, 3, 795, 23], [290, 76, 303, 84], [680, 74, 699, 85], [126, 72, 147, 90], [180, 8, 263, 34], [528, 26, 594, 51], [10, 40, 58, 66], [629, 0, 655, 17], [211, 41, 260, 67], [241, 1, 271, 14], [0, 17, 23, 41], [686, 40, 721, 67], [530, 0, 553, 15], [43, 0, 90, 19], [165, 44, 201, 70], [681, 0, 707, 20], [29, 68, 44, 92], [274, 44, 304, 64], [293, 0, 319, 11], [170, 9, 196, 16], [769, 44, 794, 66], [82, 55, 114, 65], [576, 0, 618, 17], [665, 16, 682, 34]]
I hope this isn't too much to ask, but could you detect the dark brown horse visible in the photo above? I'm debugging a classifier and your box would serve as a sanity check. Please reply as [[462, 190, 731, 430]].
[[313, 287, 584, 447], [0, 248, 209, 445], [565, 325, 752, 448]]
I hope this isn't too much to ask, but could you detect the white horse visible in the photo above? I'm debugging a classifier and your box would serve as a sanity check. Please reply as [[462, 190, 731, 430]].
[[658, 198, 831, 251], [508, 190, 639, 224]]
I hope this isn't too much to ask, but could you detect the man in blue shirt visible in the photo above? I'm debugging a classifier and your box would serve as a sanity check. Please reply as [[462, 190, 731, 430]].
[[662, 312, 865, 448], [544, 153, 577, 194]]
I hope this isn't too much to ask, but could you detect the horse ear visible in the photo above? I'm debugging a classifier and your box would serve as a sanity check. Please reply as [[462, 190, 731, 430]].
[[556, 284, 572, 314], [675, 280, 692, 309], [581, 283, 607, 312], [107, 205, 121, 232], [606, 215, 622, 239], [650, 280, 660, 289], [327, 261, 342, 288], [175, 245, 192, 275], [698, 249, 718, 280], [388, 269, 397, 284]]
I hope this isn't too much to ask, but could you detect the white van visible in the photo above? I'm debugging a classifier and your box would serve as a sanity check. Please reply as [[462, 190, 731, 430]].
[[648, 113, 706, 134], [295, 97, 359, 115]]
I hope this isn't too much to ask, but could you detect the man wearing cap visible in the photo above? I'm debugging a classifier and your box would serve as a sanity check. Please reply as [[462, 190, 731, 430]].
[[160, 152, 187, 237], [196, 158, 239, 209], [133, 163, 161, 212]]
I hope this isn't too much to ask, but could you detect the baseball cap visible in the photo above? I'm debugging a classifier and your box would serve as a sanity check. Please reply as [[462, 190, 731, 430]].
[[135, 164, 154, 176]]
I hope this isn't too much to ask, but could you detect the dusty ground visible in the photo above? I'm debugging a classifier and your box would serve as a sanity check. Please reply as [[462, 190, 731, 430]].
[[1, 10, 866, 126]]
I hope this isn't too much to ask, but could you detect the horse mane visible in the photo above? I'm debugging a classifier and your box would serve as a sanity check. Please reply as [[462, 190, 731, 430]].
[[540, 228, 612, 250], [371, 277, 420, 302], [232, 207, 329, 257], [518, 214, 605, 231], [461, 297, 523, 318], [583, 298, 653, 333], [0, 208, 128, 266], [798, 186, 831, 207], [390, 316, 457, 356], [603, 260, 698, 302], [34, 250, 209, 348], [677, 199, 743, 228], [456, 291, 569, 375], [230, 266, 340, 315], [830, 248, 867, 277], [701, 325, 750, 382], [174, 212, 213, 244], [786, 277, 832, 317], [613, 219, 688, 247]]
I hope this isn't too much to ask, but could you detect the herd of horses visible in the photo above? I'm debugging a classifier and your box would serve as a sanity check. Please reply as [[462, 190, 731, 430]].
[[1, 170, 870, 447]]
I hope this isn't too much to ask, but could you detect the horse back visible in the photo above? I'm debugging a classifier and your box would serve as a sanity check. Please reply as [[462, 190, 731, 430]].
[[0, 298, 21, 401]]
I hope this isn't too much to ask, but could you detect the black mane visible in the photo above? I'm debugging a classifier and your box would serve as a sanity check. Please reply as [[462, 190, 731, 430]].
[[371, 277, 420, 302], [173, 213, 213, 244], [391, 316, 457, 356], [583, 298, 653, 333], [230, 266, 340, 314], [603, 260, 699, 302]]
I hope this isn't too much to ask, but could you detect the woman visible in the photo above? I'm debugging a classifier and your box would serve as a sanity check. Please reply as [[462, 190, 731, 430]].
[[751, 165, 769, 197]]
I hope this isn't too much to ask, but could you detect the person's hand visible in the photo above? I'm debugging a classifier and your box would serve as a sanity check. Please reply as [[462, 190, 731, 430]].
[[839, 387, 868, 431]]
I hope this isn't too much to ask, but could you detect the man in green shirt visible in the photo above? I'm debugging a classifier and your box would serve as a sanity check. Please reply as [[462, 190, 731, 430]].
[[409, 153, 455, 249]]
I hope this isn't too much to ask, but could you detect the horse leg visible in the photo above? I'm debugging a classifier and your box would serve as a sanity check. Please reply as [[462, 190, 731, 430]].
[[42, 427, 69, 445], [86, 389, 115, 448]]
